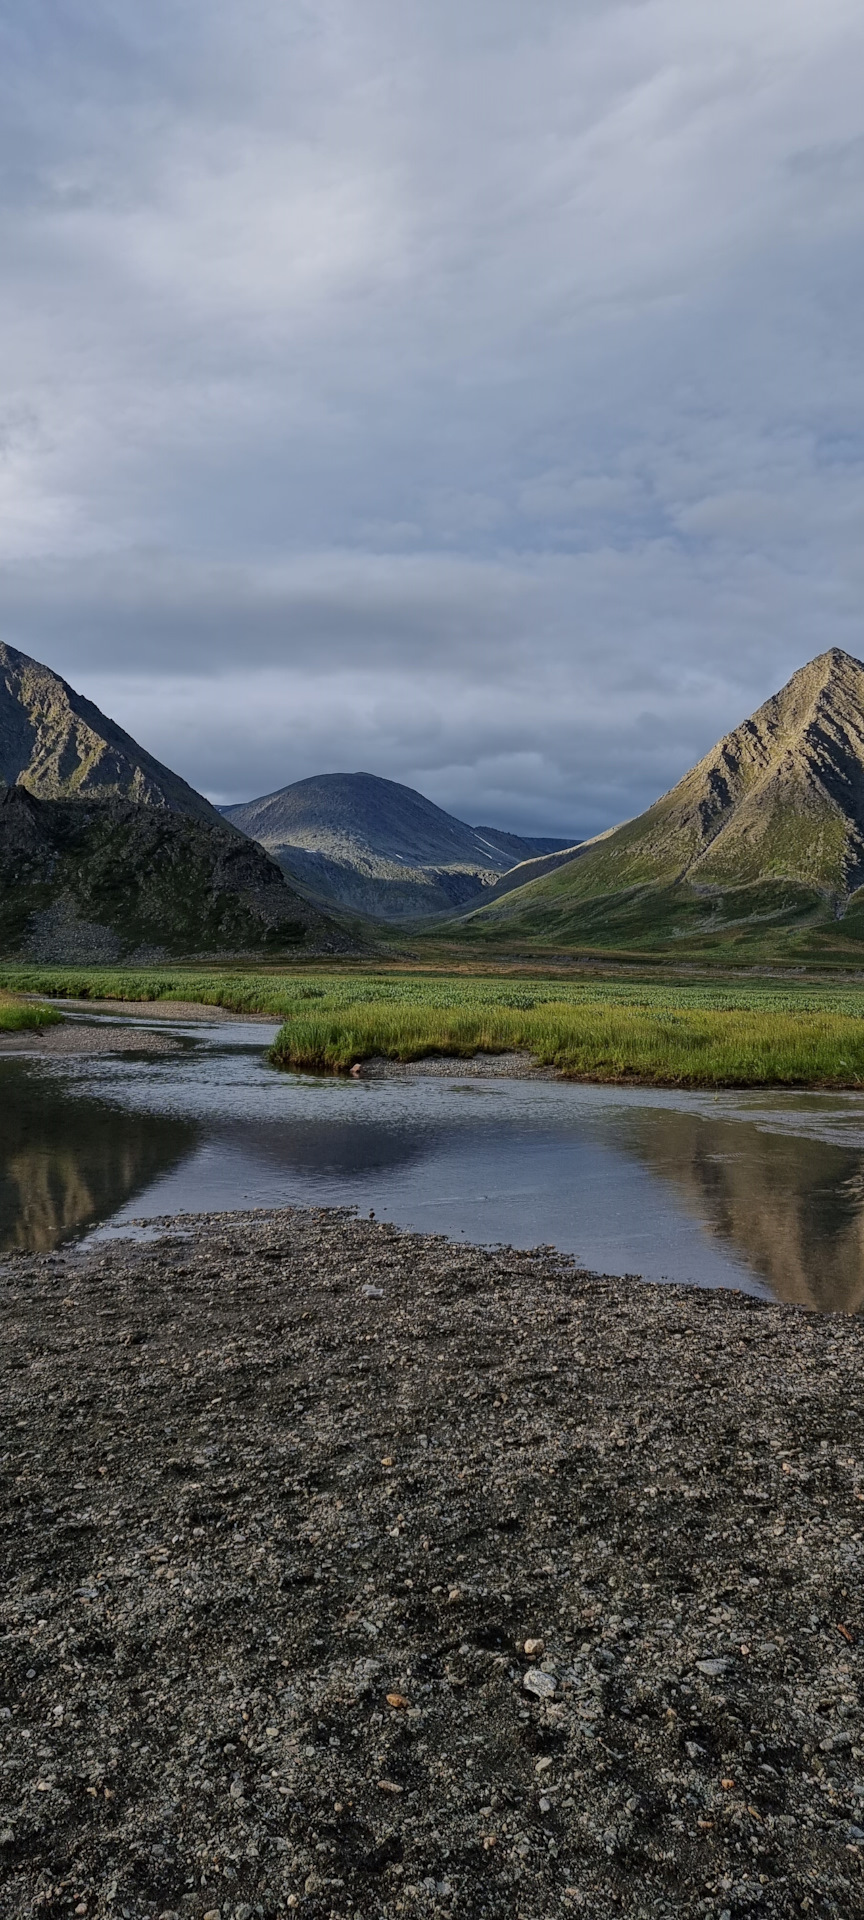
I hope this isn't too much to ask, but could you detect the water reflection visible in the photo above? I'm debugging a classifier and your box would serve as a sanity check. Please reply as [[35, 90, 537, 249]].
[[4, 1029, 864, 1311], [0, 1061, 196, 1251], [618, 1105, 864, 1313]]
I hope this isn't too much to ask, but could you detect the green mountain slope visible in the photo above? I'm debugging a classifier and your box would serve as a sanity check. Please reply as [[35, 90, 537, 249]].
[[0, 641, 222, 824], [452, 649, 864, 956], [0, 786, 351, 961]]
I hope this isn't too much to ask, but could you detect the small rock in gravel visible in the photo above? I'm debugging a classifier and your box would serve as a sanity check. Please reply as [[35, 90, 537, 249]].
[[523, 1667, 557, 1699]]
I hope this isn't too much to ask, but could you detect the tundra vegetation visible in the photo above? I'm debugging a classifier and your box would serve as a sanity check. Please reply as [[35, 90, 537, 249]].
[[5, 964, 864, 1086], [0, 989, 61, 1032]]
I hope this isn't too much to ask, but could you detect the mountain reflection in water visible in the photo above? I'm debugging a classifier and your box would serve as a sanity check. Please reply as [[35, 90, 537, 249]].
[[0, 1063, 196, 1252], [4, 1030, 864, 1311], [617, 1105, 864, 1314]]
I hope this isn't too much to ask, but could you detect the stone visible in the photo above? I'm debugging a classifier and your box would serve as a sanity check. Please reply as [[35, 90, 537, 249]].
[[523, 1668, 556, 1699]]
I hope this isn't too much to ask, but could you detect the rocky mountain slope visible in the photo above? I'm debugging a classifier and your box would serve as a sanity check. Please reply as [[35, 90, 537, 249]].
[[455, 649, 864, 953], [0, 785, 349, 961], [0, 644, 354, 957], [0, 640, 223, 824], [223, 771, 577, 920]]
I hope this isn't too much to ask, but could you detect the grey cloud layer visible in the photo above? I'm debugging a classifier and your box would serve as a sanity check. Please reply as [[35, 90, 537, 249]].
[[1, 0, 862, 832]]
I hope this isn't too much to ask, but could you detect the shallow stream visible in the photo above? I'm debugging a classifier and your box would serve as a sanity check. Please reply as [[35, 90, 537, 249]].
[[4, 1011, 864, 1309]]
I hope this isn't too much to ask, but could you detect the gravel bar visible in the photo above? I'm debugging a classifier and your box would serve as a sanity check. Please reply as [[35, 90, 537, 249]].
[[0, 1024, 184, 1056], [1, 1208, 863, 1920]]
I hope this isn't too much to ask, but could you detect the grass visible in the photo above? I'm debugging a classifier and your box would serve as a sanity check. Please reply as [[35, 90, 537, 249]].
[[268, 996, 864, 1087], [4, 964, 864, 1084], [0, 991, 63, 1033]]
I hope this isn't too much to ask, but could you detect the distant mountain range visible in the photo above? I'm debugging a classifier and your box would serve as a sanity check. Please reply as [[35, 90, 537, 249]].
[[222, 772, 578, 920], [457, 649, 864, 956], [8, 639, 864, 964], [0, 645, 349, 959]]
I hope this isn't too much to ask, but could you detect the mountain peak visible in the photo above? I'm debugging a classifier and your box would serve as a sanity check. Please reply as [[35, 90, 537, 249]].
[[460, 648, 864, 950], [0, 640, 223, 825]]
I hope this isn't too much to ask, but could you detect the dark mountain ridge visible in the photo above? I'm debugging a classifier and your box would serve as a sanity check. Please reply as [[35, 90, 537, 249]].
[[0, 644, 354, 958], [0, 784, 348, 962], [0, 640, 223, 825]]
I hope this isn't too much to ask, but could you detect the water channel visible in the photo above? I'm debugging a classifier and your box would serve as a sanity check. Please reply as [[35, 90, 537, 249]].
[[3, 1010, 864, 1311]]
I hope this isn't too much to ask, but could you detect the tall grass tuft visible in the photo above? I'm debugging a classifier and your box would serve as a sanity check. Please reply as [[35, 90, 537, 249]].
[[0, 992, 63, 1033], [269, 1000, 864, 1087]]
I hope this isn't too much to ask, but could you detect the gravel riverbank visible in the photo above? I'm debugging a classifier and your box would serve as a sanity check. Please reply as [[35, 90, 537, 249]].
[[1, 1208, 863, 1919], [350, 1053, 558, 1080], [0, 1023, 184, 1056]]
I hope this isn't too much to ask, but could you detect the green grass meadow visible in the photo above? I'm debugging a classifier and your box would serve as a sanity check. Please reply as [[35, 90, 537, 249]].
[[0, 990, 62, 1033], [268, 989, 864, 1086], [5, 963, 864, 1085]]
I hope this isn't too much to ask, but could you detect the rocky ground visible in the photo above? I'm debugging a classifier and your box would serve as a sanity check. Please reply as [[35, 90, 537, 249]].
[[1, 1208, 863, 1920], [352, 1053, 558, 1080], [0, 1000, 281, 1055], [0, 1024, 183, 1056]]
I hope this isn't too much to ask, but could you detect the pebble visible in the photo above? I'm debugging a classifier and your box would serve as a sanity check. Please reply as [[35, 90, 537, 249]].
[[2, 1203, 862, 1919], [523, 1668, 556, 1699]]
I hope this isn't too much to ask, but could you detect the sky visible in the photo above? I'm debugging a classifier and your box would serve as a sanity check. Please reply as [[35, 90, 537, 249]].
[[1, 1, 863, 837]]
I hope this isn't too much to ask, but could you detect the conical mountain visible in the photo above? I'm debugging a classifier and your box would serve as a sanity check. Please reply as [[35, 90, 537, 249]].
[[0, 640, 222, 824], [0, 643, 354, 959], [458, 649, 864, 953]]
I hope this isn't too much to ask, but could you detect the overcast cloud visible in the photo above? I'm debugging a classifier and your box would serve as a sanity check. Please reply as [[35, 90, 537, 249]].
[[1, 0, 863, 834]]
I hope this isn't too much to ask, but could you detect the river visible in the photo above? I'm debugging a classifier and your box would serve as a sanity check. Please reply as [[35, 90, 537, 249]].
[[3, 1009, 864, 1309]]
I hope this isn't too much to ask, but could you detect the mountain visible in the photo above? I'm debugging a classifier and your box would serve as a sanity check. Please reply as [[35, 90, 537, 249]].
[[453, 649, 864, 956], [222, 771, 578, 920], [0, 640, 223, 825], [0, 643, 354, 958], [0, 785, 351, 961]]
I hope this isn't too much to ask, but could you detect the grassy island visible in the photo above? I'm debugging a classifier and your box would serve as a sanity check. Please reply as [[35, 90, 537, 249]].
[[267, 975, 864, 1086], [4, 964, 864, 1086]]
